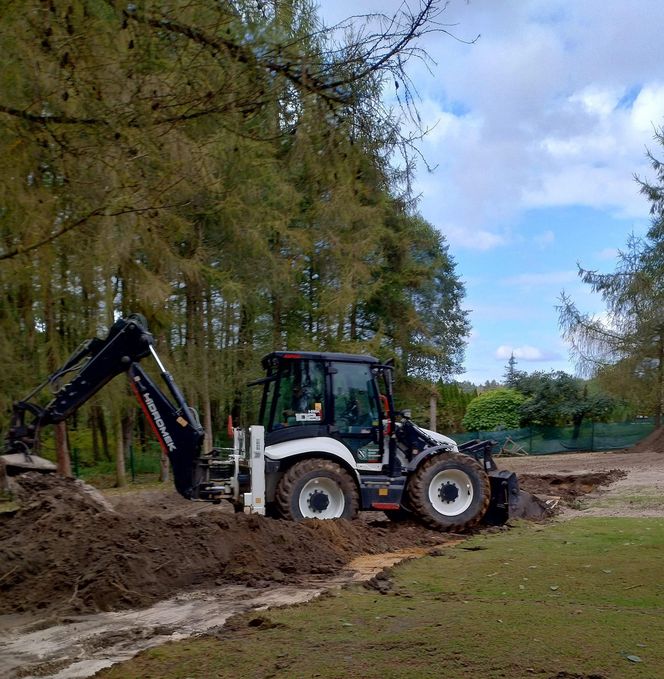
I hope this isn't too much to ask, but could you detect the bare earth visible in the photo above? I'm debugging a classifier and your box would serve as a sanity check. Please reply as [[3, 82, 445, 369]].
[[499, 446, 664, 518], [1, 435, 663, 678]]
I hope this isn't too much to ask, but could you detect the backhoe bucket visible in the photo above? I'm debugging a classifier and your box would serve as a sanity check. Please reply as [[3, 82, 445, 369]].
[[0, 452, 56, 491]]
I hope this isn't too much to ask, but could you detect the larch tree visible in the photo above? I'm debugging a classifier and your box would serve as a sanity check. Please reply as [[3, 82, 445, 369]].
[[0, 0, 472, 473], [559, 126, 664, 425]]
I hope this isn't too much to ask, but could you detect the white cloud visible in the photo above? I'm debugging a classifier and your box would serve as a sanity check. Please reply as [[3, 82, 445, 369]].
[[495, 344, 560, 362], [412, 98, 481, 147], [631, 84, 664, 137], [569, 86, 621, 118], [414, 5, 663, 231], [320, 2, 664, 235], [440, 223, 506, 251]]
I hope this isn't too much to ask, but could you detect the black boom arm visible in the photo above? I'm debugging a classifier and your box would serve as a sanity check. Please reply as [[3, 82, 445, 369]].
[[5, 315, 204, 498]]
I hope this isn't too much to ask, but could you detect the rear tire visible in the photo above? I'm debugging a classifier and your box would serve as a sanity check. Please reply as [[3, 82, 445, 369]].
[[275, 458, 359, 521], [408, 452, 490, 532]]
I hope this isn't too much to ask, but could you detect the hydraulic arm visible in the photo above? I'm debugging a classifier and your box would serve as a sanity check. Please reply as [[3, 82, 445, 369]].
[[5, 315, 205, 498]]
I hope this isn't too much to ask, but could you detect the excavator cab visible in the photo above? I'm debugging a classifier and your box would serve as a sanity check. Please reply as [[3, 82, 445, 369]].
[[256, 352, 393, 464]]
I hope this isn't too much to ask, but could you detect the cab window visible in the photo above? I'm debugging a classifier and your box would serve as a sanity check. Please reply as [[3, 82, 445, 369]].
[[269, 359, 325, 431]]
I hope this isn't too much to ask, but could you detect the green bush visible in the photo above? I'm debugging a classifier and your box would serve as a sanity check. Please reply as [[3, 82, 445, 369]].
[[462, 388, 525, 431]]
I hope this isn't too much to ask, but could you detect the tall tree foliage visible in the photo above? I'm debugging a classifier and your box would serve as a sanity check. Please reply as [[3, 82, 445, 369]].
[[0, 0, 470, 471], [559, 126, 664, 425]]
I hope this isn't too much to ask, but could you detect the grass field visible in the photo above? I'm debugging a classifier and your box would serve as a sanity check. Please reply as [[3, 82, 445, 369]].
[[98, 517, 664, 679]]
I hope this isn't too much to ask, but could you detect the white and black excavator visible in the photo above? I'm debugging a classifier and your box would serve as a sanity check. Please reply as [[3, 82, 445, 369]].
[[3, 314, 520, 531]]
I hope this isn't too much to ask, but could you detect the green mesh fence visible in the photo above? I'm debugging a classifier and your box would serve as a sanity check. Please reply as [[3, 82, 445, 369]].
[[453, 419, 656, 455]]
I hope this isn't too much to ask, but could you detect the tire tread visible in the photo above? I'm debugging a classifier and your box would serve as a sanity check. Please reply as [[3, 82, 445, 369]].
[[275, 458, 359, 521], [408, 452, 490, 532]]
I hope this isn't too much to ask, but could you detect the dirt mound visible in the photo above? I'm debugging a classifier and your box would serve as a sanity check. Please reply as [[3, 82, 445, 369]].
[[9, 472, 116, 513], [0, 474, 449, 616], [518, 469, 627, 505], [630, 425, 664, 454]]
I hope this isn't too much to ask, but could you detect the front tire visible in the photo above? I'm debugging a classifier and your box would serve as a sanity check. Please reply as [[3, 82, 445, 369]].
[[408, 452, 490, 532], [275, 458, 359, 521]]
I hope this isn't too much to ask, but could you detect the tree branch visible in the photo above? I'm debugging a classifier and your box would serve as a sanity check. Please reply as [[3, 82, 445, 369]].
[[0, 202, 190, 262]]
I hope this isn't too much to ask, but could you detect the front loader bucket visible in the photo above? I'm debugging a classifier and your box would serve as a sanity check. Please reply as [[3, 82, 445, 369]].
[[484, 469, 555, 524], [484, 470, 520, 525], [508, 489, 554, 521]]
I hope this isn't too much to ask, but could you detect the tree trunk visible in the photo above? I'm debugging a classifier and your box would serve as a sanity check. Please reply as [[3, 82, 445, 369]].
[[54, 422, 72, 476], [115, 418, 126, 488], [349, 304, 357, 342], [43, 260, 72, 476], [89, 407, 100, 463], [204, 288, 215, 450], [122, 407, 135, 457], [271, 293, 283, 349], [159, 454, 170, 483], [231, 304, 253, 425], [97, 406, 110, 461], [657, 335, 664, 428], [429, 393, 437, 432]]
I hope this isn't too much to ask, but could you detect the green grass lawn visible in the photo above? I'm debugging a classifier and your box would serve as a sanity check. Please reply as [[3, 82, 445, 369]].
[[98, 517, 664, 679], [591, 489, 664, 511]]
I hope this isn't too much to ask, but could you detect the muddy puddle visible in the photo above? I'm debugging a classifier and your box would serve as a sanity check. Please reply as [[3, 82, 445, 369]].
[[0, 548, 433, 679]]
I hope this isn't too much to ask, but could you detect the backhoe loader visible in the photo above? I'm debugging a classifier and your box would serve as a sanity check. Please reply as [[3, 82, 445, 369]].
[[2, 315, 519, 531]]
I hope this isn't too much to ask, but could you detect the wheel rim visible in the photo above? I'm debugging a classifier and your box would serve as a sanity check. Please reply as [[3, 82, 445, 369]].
[[298, 477, 346, 519], [428, 469, 473, 516]]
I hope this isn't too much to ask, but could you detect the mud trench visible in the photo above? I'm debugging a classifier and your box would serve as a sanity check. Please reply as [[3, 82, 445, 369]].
[[1, 548, 438, 679], [516, 469, 627, 507], [0, 469, 618, 678]]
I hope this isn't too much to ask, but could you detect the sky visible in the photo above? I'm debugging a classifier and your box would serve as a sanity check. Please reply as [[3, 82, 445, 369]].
[[316, 0, 664, 384]]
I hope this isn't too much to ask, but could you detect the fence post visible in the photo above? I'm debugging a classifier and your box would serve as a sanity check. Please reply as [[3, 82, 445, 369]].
[[129, 445, 136, 482]]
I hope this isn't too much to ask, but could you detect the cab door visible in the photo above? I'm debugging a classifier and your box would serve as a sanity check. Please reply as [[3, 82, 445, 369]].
[[330, 361, 383, 463]]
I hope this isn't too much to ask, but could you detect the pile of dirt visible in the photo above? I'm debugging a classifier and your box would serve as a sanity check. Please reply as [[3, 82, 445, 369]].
[[517, 469, 627, 505], [630, 425, 664, 454], [0, 474, 449, 617]]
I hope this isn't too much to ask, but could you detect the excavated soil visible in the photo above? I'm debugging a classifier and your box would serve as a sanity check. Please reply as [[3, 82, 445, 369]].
[[499, 437, 664, 518], [629, 424, 664, 454], [517, 469, 627, 504], [1, 452, 638, 620], [0, 474, 451, 617]]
